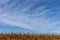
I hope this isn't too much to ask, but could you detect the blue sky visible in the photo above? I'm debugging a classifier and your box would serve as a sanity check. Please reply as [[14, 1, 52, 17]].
[[0, 0, 60, 33]]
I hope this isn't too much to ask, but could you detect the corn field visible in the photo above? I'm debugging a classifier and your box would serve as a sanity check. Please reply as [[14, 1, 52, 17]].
[[0, 33, 60, 40]]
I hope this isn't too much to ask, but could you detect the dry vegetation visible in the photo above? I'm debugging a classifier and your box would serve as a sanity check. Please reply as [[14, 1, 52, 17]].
[[0, 33, 60, 40]]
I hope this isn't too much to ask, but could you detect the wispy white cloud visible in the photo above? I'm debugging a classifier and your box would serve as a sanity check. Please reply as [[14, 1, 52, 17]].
[[0, 8, 59, 33], [0, 0, 60, 33]]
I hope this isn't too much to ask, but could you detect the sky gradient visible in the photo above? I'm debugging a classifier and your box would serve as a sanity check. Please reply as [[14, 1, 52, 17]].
[[0, 0, 60, 33]]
